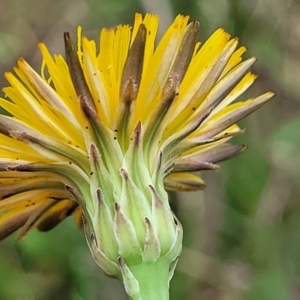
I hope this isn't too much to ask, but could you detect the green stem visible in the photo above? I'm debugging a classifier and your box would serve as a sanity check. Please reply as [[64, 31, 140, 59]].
[[127, 258, 170, 300]]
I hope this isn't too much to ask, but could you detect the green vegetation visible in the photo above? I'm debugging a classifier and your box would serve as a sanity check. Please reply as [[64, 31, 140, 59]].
[[0, 0, 299, 299]]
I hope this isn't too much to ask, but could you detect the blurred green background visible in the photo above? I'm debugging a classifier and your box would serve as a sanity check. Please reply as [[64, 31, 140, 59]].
[[0, 0, 299, 299]]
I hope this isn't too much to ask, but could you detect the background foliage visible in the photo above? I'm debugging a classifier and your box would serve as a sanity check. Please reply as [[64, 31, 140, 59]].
[[0, 0, 299, 299]]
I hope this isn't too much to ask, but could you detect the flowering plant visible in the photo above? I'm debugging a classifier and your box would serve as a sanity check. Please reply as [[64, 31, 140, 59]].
[[0, 14, 273, 299]]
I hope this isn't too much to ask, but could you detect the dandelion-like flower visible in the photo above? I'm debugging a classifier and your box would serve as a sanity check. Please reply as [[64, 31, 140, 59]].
[[0, 14, 273, 299]]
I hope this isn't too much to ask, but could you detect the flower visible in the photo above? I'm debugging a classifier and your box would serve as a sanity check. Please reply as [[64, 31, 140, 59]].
[[0, 13, 273, 299]]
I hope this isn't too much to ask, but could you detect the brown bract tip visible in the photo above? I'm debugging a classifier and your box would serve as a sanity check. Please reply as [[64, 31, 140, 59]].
[[120, 24, 147, 103], [64, 32, 97, 116], [170, 19, 200, 85]]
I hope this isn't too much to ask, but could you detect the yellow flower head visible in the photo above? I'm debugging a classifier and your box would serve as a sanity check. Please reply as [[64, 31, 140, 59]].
[[0, 13, 273, 293]]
